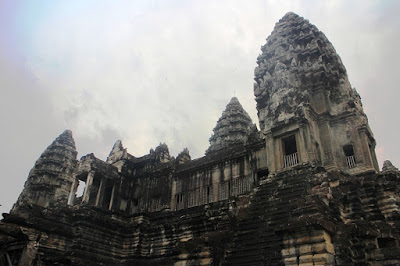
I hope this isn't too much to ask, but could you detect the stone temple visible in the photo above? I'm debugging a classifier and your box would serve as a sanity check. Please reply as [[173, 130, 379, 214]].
[[1, 12, 400, 265]]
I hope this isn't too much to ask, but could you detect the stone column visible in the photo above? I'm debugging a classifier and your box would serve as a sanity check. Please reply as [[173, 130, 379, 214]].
[[300, 123, 313, 163], [170, 179, 177, 210], [274, 134, 284, 170], [95, 177, 106, 207], [297, 129, 307, 164], [370, 144, 380, 172], [228, 162, 233, 198], [265, 131, 276, 173], [212, 167, 219, 202], [318, 120, 337, 170], [243, 155, 249, 176], [67, 176, 78, 206], [17, 228, 40, 266], [82, 171, 95, 204], [358, 129, 374, 171]]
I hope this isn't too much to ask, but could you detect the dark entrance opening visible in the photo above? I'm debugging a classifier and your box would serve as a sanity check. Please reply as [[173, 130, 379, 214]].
[[282, 135, 298, 167], [378, 238, 398, 249], [103, 183, 113, 209], [283, 135, 297, 155], [343, 145, 356, 168], [256, 169, 269, 184], [343, 145, 355, 157]]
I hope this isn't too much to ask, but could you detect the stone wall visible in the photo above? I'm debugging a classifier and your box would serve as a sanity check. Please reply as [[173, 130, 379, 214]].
[[2, 163, 399, 265]]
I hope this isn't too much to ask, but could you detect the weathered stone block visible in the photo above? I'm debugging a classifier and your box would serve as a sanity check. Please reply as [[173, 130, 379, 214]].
[[299, 244, 312, 254], [313, 253, 335, 265], [309, 232, 325, 243], [312, 242, 335, 254], [299, 254, 313, 263], [282, 236, 296, 246], [283, 256, 298, 265], [295, 233, 311, 244], [281, 247, 297, 257]]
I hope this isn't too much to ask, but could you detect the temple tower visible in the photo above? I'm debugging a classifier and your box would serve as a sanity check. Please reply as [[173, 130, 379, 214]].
[[11, 130, 77, 215], [206, 97, 255, 154], [254, 12, 379, 173]]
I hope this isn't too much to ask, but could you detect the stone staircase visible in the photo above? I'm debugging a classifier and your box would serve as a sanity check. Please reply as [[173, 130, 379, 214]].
[[224, 168, 320, 265]]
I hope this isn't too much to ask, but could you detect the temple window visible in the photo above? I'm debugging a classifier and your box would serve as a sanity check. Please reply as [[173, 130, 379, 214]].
[[88, 177, 101, 205], [76, 180, 86, 198], [343, 145, 356, 168], [68, 176, 87, 206], [175, 193, 184, 210], [282, 135, 298, 168], [103, 183, 113, 209]]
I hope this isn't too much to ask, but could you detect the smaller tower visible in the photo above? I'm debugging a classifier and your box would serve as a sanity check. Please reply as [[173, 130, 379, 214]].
[[154, 143, 171, 163], [206, 97, 254, 154], [106, 140, 128, 164], [12, 130, 77, 215], [176, 148, 191, 164]]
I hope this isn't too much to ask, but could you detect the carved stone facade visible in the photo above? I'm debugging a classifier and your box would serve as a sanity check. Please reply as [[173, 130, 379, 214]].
[[1, 13, 399, 265], [254, 12, 378, 174]]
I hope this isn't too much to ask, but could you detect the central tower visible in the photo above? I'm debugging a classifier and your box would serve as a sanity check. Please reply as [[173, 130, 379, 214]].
[[254, 12, 379, 173]]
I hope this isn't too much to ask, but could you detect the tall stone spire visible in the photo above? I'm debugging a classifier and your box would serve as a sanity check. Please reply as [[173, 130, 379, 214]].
[[255, 12, 378, 173], [12, 130, 78, 215], [206, 97, 254, 154], [254, 12, 365, 130]]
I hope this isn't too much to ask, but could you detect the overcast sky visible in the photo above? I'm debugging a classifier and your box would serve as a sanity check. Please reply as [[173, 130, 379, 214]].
[[1, 0, 399, 214]]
